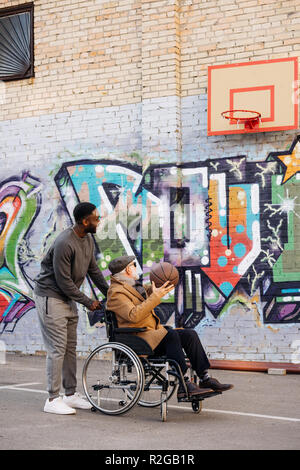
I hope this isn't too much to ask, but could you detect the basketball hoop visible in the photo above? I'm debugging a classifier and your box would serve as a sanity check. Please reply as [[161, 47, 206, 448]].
[[221, 109, 261, 130]]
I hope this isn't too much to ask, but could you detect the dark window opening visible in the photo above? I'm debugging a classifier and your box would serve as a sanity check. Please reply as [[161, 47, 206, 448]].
[[0, 2, 34, 81]]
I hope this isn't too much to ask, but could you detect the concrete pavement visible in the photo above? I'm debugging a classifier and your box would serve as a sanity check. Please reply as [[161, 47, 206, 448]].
[[0, 353, 299, 450]]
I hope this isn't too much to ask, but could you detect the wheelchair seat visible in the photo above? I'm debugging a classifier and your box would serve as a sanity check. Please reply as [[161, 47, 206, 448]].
[[105, 309, 154, 356]]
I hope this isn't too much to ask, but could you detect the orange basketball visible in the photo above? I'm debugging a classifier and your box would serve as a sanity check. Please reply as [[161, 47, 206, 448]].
[[150, 262, 179, 288]]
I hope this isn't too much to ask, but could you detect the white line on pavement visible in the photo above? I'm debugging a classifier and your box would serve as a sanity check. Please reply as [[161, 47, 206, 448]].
[[0, 382, 42, 390], [169, 404, 300, 423], [1, 383, 299, 423], [4, 386, 48, 394]]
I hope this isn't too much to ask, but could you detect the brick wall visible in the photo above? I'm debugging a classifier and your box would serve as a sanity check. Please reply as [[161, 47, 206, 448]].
[[0, 0, 299, 365], [2, 0, 299, 116], [1, 0, 299, 156]]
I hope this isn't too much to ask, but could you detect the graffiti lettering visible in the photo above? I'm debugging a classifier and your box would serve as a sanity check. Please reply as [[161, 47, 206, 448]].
[[1, 136, 299, 334], [54, 136, 300, 329]]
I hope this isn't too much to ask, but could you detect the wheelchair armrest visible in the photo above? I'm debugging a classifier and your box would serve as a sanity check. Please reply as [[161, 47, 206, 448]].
[[114, 327, 147, 333]]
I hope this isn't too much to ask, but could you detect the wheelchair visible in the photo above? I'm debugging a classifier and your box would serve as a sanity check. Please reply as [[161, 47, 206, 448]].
[[82, 308, 221, 422]]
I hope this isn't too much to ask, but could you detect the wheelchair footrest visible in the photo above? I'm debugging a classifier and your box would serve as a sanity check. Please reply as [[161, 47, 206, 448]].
[[177, 390, 222, 403]]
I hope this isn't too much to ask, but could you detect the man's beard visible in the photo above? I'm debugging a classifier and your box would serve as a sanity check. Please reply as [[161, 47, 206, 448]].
[[85, 225, 97, 234]]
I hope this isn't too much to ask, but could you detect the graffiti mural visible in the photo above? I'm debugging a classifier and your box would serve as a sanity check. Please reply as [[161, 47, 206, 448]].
[[0, 173, 42, 332], [263, 136, 300, 323], [54, 135, 300, 329], [0, 136, 299, 334]]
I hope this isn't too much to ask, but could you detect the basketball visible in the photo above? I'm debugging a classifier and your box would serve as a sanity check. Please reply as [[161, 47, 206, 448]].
[[150, 262, 179, 288]]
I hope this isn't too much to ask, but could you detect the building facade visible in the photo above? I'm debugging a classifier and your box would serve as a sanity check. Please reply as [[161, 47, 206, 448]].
[[0, 0, 299, 367]]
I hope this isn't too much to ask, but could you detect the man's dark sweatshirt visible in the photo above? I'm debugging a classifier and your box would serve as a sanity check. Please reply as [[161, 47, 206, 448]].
[[34, 228, 109, 309]]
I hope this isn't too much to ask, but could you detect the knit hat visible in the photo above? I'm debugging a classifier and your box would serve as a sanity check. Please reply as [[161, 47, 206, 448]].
[[108, 255, 136, 275]]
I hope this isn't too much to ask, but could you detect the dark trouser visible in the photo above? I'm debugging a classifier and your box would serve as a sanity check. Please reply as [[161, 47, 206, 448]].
[[154, 327, 210, 377]]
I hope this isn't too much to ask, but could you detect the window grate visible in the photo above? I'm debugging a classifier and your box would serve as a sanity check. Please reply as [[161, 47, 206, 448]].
[[0, 3, 33, 81]]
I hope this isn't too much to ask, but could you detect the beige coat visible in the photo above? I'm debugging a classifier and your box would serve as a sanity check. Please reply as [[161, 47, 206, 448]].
[[106, 276, 167, 350]]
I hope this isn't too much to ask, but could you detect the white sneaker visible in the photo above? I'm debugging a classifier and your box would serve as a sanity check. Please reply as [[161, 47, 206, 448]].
[[44, 397, 76, 415], [63, 392, 92, 410]]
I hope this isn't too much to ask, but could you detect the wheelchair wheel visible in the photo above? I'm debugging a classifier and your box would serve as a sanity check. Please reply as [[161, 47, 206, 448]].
[[191, 400, 203, 414], [82, 342, 145, 415], [160, 399, 167, 422]]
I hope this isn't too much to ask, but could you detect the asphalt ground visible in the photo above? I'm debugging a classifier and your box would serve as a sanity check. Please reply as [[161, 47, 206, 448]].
[[0, 353, 299, 451]]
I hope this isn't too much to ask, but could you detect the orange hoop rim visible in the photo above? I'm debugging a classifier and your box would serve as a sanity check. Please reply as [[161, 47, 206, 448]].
[[221, 109, 261, 123]]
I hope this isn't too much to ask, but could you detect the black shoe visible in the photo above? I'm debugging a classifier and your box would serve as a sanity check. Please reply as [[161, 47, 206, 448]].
[[200, 377, 234, 392], [177, 379, 214, 400]]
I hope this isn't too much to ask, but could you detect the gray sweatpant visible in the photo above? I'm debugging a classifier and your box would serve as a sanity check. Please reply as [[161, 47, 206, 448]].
[[34, 293, 78, 399]]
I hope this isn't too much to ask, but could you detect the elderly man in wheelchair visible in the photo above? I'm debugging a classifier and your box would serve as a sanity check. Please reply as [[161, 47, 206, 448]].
[[82, 256, 233, 421]]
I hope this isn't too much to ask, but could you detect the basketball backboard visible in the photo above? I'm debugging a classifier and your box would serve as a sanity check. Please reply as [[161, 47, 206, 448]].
[[207, 57, 298, 135]]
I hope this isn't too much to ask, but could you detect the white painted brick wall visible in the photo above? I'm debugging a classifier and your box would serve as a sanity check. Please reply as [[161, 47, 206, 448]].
[[1, 95, 299, 364]]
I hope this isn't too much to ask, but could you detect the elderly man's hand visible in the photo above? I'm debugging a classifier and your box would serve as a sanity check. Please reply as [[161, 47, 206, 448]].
[[152, 281, 174, 299]]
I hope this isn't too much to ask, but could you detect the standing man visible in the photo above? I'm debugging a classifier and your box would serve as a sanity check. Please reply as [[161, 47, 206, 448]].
[[34, 202, 109, 415]]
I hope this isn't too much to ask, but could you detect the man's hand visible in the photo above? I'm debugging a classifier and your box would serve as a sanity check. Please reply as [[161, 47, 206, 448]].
[[152, 281, 175, 299], [89, 300, 102, 311]]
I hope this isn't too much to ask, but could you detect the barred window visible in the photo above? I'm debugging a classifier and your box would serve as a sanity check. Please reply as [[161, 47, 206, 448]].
[[0, 3, 34, 81]]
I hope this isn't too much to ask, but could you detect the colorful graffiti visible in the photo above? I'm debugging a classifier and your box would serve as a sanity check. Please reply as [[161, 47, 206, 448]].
[[0, 173, 42, 332], [0, 136, 299, 333], [54, 135, 300, 328]]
